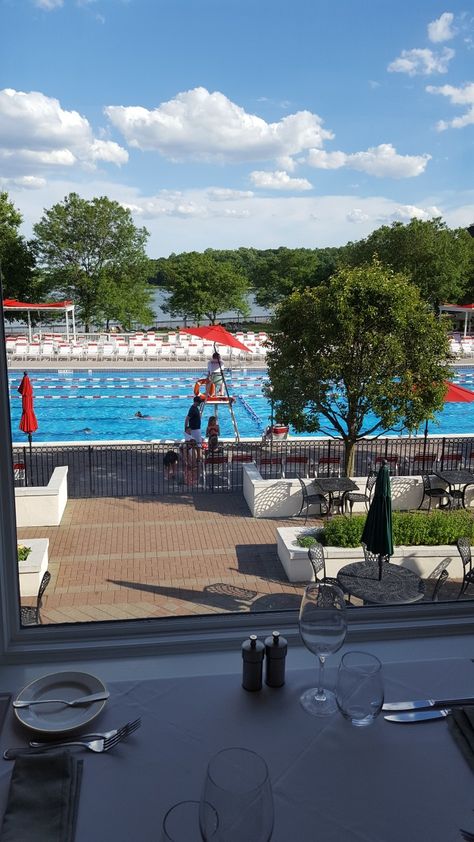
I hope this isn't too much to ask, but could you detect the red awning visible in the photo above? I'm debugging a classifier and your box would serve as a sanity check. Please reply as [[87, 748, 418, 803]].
[[3, 299, 73, 310]]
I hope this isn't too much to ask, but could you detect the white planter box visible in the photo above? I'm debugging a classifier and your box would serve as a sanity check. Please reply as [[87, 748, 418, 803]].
[[15, 466, 68, 527], [18, 539, 49, 597], [276, 526, 462, 584]]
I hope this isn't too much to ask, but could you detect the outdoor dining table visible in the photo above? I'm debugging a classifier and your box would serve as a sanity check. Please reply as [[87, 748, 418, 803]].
[[313, 476, 358, 515], [434, 468, 474, 509], [337, 560, 425, 605], [0, 655, 472, 840]]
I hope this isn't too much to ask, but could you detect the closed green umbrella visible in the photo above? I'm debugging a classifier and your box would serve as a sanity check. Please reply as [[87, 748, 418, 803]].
[[361, 461, 393, 581]]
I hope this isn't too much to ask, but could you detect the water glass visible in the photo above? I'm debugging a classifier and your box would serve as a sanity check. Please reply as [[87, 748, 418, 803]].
[[200, 747, 273, 841], [336, 651, 384, 726], [162, 800, 217, 841]]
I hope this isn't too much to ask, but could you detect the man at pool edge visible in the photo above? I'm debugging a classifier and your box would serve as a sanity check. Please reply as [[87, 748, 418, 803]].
[[184, 396, 204, 445]]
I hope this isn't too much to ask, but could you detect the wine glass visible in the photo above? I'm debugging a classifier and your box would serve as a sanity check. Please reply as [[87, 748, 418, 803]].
[[299, 582, 347, 716], [199, 747, 273, 841]]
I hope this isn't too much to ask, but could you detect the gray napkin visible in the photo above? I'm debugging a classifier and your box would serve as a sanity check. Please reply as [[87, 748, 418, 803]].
[[448, 706, 474, 772], [0, 750, 83, 842]]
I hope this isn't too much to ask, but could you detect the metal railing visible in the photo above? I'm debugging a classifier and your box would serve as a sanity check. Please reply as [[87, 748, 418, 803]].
[[12, 435, 474, 499]]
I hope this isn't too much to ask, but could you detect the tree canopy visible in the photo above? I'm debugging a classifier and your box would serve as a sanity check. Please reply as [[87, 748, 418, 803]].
[[159, 251, 250, 324], [0, 192, 45, 305], [33, 193, 154, 331], [266, 260, 452, 475], [344, 218, 474, 309]]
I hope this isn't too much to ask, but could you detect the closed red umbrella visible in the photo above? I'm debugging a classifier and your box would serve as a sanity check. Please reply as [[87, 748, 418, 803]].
[[180, 324, 251, 353], [18, 371, 38, 455]]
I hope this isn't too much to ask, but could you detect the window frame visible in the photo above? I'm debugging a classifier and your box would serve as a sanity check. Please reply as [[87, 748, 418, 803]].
[[1, 309, 474, 667]]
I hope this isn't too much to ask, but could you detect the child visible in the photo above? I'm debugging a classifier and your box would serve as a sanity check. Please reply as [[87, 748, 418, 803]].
[[163, 450, 179, 479], [206, 416, 220, 451]]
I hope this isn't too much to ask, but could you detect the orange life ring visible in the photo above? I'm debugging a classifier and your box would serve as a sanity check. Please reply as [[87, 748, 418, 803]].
[[193, 377, 216, 397]]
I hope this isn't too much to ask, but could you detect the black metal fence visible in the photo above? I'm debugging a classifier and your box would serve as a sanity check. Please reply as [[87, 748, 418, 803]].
[[12, 435, 474, 499]]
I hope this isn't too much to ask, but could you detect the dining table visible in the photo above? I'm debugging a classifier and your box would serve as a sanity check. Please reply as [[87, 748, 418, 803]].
[[435, 468, 474, 509], [337, 560, 425, 604], [0, 654, 472, 841], [313, 476, 358, 515]]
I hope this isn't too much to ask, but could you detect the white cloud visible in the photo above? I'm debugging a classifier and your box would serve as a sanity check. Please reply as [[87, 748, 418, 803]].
[[307, 149, 347, 169], [105, 87, 333, 164], [307, 143, 430, 178], [12, 175, 47, 189], [347, 208, 369, 223], [428, 12, 456, 43], [427, 82, 474, 130], [388, 47, 454, 76], [0, 88, 128, 177], [206, 188, 254, 201], [249, 170, 313, 191], [380, 204, 442, 222], [34, 0, 63, 9]]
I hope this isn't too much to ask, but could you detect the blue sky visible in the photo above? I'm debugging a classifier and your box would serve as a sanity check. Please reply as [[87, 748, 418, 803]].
[[1, 0, 473, 256]]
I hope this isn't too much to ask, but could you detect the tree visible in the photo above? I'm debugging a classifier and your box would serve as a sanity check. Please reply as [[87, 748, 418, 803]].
[[251, 247, 342, 308], [266, 261, 452, 475], [0, 192, 45, 304], [344, 218, 474, 309], [33, 193, 154, 331], [161, 251, 250, 324]]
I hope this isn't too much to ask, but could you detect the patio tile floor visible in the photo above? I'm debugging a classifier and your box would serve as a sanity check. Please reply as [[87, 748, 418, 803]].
[[17, 494, 310, 624]]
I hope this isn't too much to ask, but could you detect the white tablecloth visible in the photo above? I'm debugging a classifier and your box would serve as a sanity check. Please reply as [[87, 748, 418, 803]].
[[0, 656, 473, 841]]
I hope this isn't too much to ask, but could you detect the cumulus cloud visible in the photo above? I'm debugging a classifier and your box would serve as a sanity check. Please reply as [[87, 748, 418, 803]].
[[380, 204, 442, 222], [427, 82, 474, 130], [34, 0, 63, 9], [347, 208, 369, 223], [206, 188, 254, 201], [388, 46, 454, 75], [249, 170, 313, 191], [105, 87, 333, 164], [0, 88, 128, 178], [428, 12, 456, 42], [307, 143, 430, 178]]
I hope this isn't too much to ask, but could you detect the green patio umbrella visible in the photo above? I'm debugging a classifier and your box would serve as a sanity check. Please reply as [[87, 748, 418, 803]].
[[361, 461, 394, 581]]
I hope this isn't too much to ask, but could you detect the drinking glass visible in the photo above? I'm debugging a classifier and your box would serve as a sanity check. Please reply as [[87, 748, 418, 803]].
[[199, 747, 273, 841], [162, 800, 216, 841], [336, 651, 384, 726], [298, 582, 347, 716]]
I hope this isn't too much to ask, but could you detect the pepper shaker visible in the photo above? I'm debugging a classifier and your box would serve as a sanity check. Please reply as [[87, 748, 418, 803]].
[[241, 634, 265, 691], [264, 631, 288, 687]]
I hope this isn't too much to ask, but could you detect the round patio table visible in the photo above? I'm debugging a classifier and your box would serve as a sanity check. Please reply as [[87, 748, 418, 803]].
[[337, 561, 425, 605]]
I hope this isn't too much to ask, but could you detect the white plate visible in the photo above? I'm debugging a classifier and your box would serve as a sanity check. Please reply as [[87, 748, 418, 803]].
[[14, 670, 107, 734]]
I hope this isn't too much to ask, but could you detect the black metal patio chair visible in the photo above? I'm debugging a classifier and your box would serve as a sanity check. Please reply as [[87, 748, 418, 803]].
[[20, 570, 51, 626], [307, 543, 340, 588], [296, 476, 329, 523], [419, 474, 453, 512], [342, 472, 377, 517], [456, 537, 473, 598]]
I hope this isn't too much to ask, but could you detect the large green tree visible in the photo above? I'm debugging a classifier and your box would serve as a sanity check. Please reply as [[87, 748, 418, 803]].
[[160, 251, 250, 324], [251, 247, 342, 308], [0, 192, 45, 304], [33, 193, 154, 331], [344, 218, 474, 309], [266, 261, 452, 475]]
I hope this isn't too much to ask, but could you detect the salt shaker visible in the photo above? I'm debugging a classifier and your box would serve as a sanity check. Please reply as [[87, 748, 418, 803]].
[[241, 634, 265, 691], [264, 631, 287, 687]]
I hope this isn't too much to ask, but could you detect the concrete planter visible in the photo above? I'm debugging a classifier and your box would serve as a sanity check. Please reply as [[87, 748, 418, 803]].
[[276, 526, 462, 584], [18, 539, 49, 597]]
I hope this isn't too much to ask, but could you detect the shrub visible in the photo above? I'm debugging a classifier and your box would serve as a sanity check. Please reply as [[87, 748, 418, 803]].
[[17, 544, 32, 562], [296, 535, 319, 548], [320, 510, 474, 548]]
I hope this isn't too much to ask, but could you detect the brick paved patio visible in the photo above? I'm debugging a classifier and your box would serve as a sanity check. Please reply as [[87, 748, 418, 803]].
[[17, 494, 308, 624]]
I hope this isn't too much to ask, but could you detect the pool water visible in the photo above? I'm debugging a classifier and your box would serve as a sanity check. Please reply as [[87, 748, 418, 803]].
[[9, 367, 474, 443]]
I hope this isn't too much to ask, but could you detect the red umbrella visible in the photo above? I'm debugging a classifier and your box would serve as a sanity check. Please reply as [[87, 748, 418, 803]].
[[423, 380, 474, 437], [18, 371, 38, 454], [180, 324, 251, 353]]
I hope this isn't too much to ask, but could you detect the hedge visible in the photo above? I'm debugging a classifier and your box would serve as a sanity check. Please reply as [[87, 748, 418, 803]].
[[318, 510, 474, 548]]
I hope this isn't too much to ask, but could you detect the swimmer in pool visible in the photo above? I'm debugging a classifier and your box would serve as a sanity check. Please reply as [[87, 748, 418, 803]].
[[135, 411, 152, 419], [81, 428, 92, 434]]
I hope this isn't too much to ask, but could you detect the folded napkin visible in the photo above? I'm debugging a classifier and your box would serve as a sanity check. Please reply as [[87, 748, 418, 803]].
[[448, 706, 474, 772], [0, 750, 83, 842]]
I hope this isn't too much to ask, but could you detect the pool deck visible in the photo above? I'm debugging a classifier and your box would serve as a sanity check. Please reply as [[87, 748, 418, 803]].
[[17, 493, 308, 624]]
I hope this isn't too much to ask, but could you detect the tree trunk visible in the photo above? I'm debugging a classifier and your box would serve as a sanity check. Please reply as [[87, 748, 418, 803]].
[[344, 439, 356, 477]]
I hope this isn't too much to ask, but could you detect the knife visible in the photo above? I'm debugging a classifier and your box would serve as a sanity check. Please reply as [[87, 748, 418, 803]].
[[13, 691, 109, 709], [382, 697, 474, 711], [384, 709, 451, 723]]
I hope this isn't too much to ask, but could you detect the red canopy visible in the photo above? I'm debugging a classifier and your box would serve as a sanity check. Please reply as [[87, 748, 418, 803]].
[[4, 299, 73, 310], [443, 381, 474, 403], [180, 325, 251, 353], [18, 372, 38, 437]]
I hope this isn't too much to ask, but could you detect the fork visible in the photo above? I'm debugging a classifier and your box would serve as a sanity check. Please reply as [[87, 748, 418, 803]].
[[29, 716, 141, 747], [4, 729, 130, 760]]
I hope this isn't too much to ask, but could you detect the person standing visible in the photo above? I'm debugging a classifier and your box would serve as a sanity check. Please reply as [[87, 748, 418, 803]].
[[184, 395, 203, 445], [207, 351, 224, 396]]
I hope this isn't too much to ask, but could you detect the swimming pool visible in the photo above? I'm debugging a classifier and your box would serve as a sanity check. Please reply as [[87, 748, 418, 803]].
[[8, 367, 474, 443]]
